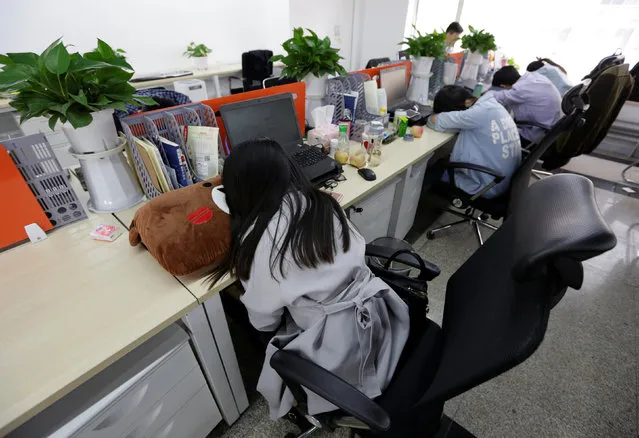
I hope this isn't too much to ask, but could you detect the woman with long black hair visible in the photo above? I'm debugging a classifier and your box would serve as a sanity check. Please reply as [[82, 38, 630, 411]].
[[210, 139, 409, 419]]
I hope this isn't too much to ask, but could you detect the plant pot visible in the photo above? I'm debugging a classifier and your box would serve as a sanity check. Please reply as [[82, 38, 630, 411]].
[[194, 56, 209, 70], [407, 56, 434, 105], [304, 73, 328, 98], [468, 51, 484, 65], [443, 62, 458, 85], [69, 138, 144, 213], [478, 56, 490, 77], [61, 109, 119, 154]]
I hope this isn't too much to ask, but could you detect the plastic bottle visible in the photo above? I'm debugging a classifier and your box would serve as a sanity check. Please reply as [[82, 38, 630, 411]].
[[329, 138, 338, 158], [334, 124, 350, 165], [367, 121, 384, 167]]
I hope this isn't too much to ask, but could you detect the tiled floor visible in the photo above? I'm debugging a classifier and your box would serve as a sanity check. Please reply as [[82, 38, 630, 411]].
[[211, 183, 639, 438]]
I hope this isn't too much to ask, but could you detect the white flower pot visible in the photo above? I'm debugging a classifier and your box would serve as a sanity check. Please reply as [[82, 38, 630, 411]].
[[478, 56, 490, 76], [194, 56, 209, 70], [304, 73, 328, 98], [443, 62, 458, 85], [69, 138, 144, 213], [468, 51, 484, 65], [61, 109, 119, 154], [407, 56, 434, 105]]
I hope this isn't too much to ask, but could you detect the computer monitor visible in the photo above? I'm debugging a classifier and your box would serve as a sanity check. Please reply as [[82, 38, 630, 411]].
[[219, 93, 302, 150], [380, 66, 408, 104]]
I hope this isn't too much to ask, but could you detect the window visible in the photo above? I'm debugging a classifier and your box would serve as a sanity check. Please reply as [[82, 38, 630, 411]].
[[407, 0, 639, 81]]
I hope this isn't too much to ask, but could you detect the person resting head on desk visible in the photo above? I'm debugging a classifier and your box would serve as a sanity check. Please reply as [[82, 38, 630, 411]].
[[427, 85, 522, 198], [490, 65, 563, 147], [526, 58, 573, 96], [209, 138, 409, 419]]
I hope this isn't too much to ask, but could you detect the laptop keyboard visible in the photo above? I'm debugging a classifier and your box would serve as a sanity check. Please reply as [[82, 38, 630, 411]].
[[292, 147, 326, 168]]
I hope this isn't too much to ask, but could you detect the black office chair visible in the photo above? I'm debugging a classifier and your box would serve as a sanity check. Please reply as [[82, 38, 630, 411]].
[[263, 76, 297, 89], [365, 57, 391, 69], [270, 173, 617, 437], [398, 50, 410, 61], [425, 81, 590, 245], [228, 50, 274, 94]]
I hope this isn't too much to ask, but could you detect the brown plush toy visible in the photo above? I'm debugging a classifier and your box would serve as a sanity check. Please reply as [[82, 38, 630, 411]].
[[129, 176, 230, 276]]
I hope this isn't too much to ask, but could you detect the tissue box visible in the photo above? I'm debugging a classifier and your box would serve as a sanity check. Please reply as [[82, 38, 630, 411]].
[[307, 125, 339, 151]]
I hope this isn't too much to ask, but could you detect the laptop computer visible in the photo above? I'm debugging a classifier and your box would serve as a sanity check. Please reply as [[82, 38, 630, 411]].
[[219, 93, 341, 185], [380, 66, 432, 118]]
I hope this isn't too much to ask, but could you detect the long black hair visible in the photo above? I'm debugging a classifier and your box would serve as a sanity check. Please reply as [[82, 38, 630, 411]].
[[209, 138, 351, 285]]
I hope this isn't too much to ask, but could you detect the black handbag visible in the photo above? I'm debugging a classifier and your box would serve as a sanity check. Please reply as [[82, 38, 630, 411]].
[[366, 245, 440, 318]]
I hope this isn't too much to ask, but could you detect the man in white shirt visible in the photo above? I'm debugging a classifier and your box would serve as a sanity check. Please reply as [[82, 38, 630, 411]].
[[445, 22, 464, 53]]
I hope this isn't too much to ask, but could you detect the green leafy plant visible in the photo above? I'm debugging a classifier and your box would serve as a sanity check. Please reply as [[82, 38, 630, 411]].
[[271, 28, 347, 80], [183, 42, 212, 58], [507, 57, 520, 70], [399, 27, 447, 59], [0, 38, 155, 130], [461, 25, 497, 55]]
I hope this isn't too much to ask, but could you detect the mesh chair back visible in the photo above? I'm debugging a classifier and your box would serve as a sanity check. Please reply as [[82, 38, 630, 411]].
[[366, 57, 391, 69], [543, 62, 635, 170], [418, 174, 616, 407]]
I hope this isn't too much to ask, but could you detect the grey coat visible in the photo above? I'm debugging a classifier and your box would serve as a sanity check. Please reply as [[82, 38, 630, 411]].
[[240, 200, 410, 419]]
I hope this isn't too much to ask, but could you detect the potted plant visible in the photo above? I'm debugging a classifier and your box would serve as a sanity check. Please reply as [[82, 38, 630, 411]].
[[0, 38, 155, 153], [460, 25, 497, 81], [184, 42, 212, 70], [0, 38, 151, 212], [271, 28, 347, 98], [399, 27, 447, 104]]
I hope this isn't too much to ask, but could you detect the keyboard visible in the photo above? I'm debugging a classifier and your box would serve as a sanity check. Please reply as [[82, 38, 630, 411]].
[[292, 147, 327, 168]]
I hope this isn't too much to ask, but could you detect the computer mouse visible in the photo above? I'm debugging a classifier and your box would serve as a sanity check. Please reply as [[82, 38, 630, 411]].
[[358, 168, 377, 181]]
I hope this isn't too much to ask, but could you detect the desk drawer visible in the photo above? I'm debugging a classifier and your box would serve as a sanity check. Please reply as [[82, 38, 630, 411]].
[[349, 178, 400, 242], [120, 367, 209, 438], [72, 343, 198, 438], [152, 387, 220, 438]]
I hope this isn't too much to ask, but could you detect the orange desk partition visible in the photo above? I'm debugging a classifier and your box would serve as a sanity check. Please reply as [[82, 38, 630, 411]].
[[447, 52, 465, 77], [0, 145, 53, 249], [352, 60, 413, 87], [202, 82, 307, 155]]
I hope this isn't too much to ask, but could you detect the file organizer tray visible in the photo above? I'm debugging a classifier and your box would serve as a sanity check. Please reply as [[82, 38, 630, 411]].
[[121, 104, 219, 199], [3, 133, 87, 228]]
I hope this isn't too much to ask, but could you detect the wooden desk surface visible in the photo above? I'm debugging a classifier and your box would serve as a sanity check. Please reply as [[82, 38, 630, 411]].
[[0, 206, 198, 435], [114, 129, 454, 303]]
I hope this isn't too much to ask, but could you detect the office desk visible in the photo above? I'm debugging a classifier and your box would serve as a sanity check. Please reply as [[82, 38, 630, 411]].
[[131, 62, 285, 97], [114, 128, 454, 303], [0, 211, 198, 436], [0, 98, 12, 112]]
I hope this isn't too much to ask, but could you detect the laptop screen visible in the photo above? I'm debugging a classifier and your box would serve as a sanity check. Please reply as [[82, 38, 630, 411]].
[[220, 94, 302, 149], [380, 66, 408, 104]]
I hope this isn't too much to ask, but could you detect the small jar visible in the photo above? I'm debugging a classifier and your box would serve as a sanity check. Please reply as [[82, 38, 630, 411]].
[[367, 121, 384, 167]]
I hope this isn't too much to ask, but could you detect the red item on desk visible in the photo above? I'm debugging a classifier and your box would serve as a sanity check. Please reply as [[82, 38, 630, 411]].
[[0, 145, 53, 249]]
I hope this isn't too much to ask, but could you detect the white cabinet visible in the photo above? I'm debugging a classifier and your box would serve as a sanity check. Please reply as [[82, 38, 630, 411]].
[[349, 177, 400, 242], [389, 154, 432, 239], [9, 325, 221, 438]]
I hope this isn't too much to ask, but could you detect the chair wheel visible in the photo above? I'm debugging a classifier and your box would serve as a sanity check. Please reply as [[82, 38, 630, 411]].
[[479, 213, 489, 221], [426, 231, 435, 239]]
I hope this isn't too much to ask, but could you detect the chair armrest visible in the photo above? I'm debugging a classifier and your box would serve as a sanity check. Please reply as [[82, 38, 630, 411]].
[[365, 244, 440, 280], [515, 120, 550, 131], [446, 162, 505, 200], [270, 350, 391, 432]]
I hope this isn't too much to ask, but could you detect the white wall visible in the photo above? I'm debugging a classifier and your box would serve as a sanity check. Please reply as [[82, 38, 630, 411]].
[[0, 0, 291, 75], [352, 0, 410, 70], [289, 0, 354, 70]]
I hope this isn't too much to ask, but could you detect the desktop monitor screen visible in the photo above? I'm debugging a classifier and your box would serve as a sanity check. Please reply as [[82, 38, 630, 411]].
[[220, 94, 302, 149], [380, 66, 408, 104]]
